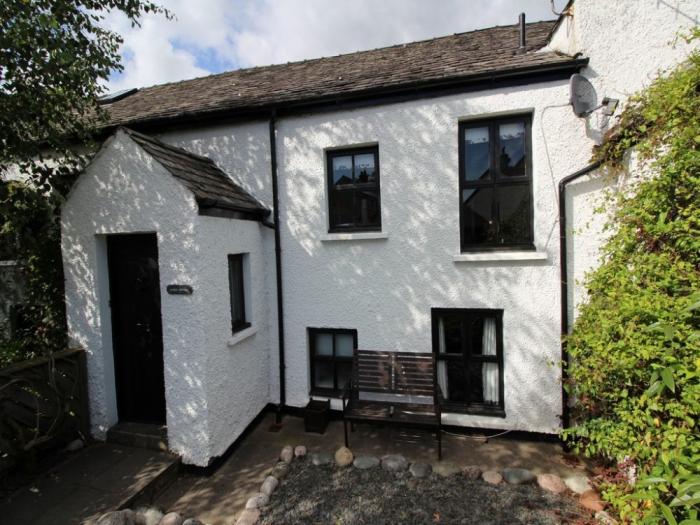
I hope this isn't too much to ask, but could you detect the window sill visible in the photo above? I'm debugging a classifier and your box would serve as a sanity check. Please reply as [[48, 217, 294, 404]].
[[321, 231, 388, 242], [452, 251, 547, 263], [227, 325, 258, 347], [441, 404, 506, 418]]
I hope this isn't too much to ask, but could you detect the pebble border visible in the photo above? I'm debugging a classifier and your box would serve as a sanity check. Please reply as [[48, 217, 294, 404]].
[[236, 445, 616, 525]]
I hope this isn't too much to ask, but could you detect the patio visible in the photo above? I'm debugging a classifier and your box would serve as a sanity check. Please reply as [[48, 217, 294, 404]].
[[154, 412, 592, 525]]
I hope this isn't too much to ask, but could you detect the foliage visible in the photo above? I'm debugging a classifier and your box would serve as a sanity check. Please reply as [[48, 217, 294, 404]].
[[0, 0, 169, 364], [0, 181, 65, 364], [1, 0, 169, 185], [563, 32, 700, 524]]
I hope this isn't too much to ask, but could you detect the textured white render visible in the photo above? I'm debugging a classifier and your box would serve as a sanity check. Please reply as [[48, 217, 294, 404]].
[[274, 83, 591, 434], [61, 130, 271, 465], [550, 0, 700, 327]]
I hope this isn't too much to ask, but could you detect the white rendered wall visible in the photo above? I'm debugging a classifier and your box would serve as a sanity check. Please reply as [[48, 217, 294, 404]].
[[61, 130, 272, 465], [195, 214, 274, 459], [550, 0, 700, 327], [274, 82, 593, 434], [157, 122, 282, 406]]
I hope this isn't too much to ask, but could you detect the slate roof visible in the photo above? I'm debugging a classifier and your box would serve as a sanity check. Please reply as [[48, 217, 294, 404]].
[[106, 20, 582, 128], [122, 128, 270, 219]]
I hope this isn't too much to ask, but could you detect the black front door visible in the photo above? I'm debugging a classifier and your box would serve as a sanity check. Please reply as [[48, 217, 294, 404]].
[[107, 233, 166, 424]]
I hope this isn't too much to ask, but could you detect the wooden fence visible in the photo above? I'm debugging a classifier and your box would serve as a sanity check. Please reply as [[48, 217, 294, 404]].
[[0, 348, 89, 473]]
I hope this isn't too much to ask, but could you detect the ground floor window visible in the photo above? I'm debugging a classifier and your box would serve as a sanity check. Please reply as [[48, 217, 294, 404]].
[[308, 327, 357, 396], [431, 308, 504, 416]]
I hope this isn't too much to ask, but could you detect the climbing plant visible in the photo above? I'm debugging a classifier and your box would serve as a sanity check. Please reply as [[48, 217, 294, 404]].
[[563, 31, 700, 524]]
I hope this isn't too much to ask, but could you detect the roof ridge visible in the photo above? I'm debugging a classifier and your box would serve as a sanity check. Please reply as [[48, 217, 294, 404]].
[[130, 20, 557, 93]]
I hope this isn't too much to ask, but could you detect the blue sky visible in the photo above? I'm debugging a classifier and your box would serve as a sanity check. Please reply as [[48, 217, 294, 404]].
[[105, 0, 568, 92]]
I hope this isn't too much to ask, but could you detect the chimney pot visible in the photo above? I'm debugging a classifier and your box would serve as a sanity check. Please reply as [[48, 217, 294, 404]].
[[519, 13, 526, 50]]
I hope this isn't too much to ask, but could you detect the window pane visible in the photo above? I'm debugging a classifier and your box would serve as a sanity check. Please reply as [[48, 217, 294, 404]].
[[335, 333, 354, 357], [228, 254, 245, 331], [462, 187, 495, 244], [498, 122, 526, 178], [468, 316, 484, 355], [464, 127, 490, 181], [438, 314, 462, 354], [443, 360, 468, 403], [315, 333, 333, 356], [354, 153, 376, 184], [314, 361, 334, 389], [355, 189, 380, 227], [497, 184, 531, 244], [465, 363, 500, 405], [337, 361, 352, 390], [332, 155, 353, 186], [329, 189, 355, 228]]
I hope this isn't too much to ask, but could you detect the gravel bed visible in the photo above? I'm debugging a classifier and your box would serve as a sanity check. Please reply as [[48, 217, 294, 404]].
[[257, 459, 587, 525]]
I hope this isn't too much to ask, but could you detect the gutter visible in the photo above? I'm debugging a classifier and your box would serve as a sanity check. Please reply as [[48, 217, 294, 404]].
[[269, 110, 286, 422], [558, 160, 602, 429]]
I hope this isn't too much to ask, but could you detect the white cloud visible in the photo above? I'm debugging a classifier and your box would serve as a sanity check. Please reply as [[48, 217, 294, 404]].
[[105, 0, 565, 91]]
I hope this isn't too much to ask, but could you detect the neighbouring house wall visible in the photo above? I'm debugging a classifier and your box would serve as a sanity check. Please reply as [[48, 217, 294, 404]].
[[195, 215, 274, 459], [272, 81, 593, 434], [61, 131, 212, 465], [550, 0, 700, 327]]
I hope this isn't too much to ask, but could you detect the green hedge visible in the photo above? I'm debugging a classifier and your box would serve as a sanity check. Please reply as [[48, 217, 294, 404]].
[[563, 33, 700, 524]]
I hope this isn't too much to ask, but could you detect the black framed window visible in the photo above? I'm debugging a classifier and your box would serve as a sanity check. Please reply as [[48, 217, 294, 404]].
[[228, 254, 250, 334], [308, 327, 357, 396], [327, 147, 381, 232], [432, 308, 504, 416], [459, 115, 534, 251]]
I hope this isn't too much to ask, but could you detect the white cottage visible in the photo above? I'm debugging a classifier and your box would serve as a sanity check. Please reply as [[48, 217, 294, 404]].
[[61, 0, 700, 466]]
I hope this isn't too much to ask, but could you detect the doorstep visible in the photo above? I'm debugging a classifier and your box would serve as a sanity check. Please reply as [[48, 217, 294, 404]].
[[107, 421, 168, 452]]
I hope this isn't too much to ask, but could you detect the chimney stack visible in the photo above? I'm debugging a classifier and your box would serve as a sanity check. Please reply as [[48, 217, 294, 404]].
[[518, 13, 526, 51]]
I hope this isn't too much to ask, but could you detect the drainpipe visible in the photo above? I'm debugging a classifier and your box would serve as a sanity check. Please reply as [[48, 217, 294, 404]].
[[269, 110, 286, 423], [558, 160, 601, 429]]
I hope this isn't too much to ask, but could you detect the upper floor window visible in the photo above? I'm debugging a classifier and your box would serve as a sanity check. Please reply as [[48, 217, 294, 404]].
[[228, 253, 250, 334], [459, 116, 533, 251], [326, 146, 381, 232]]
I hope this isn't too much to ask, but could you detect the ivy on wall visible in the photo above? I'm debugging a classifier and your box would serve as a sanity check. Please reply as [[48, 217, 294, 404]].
[[563, 31, 700, 524]]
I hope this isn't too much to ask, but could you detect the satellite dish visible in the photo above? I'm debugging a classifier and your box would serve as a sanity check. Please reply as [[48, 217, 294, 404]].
[[569, 74, 598, 117]]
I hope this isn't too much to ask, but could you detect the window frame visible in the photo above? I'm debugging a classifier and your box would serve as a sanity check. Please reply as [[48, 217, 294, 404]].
[[458, 115, 534, 252], [326, 146, 382, 233], [308, 327, 358, 397], [431, 308, 505, 417], [228, 253, 251, 334]]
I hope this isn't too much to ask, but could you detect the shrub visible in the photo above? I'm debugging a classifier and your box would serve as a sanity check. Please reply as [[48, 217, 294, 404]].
[[563, 32, 700, 524]]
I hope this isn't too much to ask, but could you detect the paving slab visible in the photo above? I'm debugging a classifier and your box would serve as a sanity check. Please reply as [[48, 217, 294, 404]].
[[0, 443, 179, 525]]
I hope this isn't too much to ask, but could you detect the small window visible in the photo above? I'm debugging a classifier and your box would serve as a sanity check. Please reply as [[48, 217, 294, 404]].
[[432, 308, 504, 416], [327, 147, 381, 232], [308, 327, 357, 396], [228, 254, 250, 334], [459, 116, 533, 251]]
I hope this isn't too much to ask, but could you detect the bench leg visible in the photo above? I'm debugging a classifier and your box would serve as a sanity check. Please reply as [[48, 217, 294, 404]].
[[344, 418, 349, 447]]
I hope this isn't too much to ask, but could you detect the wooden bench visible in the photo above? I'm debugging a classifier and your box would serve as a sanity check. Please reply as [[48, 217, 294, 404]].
[[342, 349, 443, 459]]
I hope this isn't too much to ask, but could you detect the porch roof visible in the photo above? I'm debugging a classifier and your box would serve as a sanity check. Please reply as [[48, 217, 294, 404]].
[[122, 128, 270, 221]]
